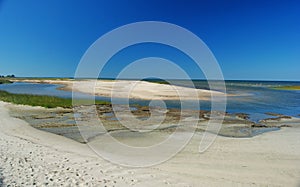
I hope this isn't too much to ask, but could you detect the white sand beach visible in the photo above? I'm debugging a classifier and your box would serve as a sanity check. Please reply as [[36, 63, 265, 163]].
[[1, 101, 300, 186]]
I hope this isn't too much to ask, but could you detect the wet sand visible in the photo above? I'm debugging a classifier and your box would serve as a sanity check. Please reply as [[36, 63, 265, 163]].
[[7, 102, 294, 143]]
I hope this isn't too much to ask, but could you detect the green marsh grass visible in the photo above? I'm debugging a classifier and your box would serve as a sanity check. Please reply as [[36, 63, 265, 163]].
[[0, 79, 13, 84], [0, 90, 109, 108], [272, 85, 300, 90]]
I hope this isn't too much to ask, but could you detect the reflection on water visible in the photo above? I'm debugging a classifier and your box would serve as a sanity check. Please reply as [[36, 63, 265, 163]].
[[0, 80, 299, 122]]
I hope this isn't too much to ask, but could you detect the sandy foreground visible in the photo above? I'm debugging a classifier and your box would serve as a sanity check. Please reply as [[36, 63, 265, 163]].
[[0, 102, 190, 186], [14, 79, 225, 101], [1, 101, 300, 186]]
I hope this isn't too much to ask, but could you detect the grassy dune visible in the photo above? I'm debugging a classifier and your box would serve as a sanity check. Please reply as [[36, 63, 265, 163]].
[[0, 90, 109, 108]]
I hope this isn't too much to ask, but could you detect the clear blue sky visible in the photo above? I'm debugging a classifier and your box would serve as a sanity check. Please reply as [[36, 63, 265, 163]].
[[0, 0, 299, 80]]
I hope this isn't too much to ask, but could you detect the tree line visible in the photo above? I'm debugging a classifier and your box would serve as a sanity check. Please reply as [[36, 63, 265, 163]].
[[0, 74, 15, 78]]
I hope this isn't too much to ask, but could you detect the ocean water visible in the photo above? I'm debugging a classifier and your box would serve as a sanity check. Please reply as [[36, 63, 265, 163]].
[[0, 81, 299, 122]]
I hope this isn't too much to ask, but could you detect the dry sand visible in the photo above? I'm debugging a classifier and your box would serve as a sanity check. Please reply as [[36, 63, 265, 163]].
[[1, 101, 300, 186]]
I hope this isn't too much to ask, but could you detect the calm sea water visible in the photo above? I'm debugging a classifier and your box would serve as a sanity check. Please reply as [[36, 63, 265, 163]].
[[0, 81, 299, 122]]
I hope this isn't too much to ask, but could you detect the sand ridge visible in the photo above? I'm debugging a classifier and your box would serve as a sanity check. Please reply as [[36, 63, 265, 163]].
[[14, 79, 226, 101]]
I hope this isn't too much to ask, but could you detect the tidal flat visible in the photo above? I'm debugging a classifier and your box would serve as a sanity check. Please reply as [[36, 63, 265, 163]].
[[7, 103, 299, 144]]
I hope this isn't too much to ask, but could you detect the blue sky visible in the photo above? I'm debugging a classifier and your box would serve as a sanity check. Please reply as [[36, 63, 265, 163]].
[[0, 0, 299, 80]]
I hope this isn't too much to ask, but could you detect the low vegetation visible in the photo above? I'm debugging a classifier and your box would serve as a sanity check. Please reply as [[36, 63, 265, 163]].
[[0, 74, 15, 84], [0, 79, 13, 84], [0, 90, 110, 108], [272, 85, 300, 90]]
